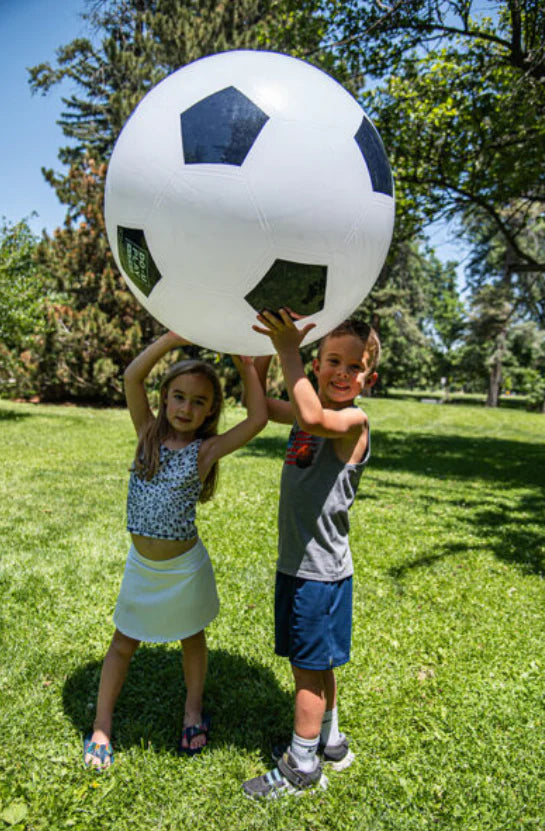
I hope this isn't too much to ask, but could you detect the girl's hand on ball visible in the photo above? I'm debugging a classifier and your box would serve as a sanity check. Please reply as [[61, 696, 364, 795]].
[[231, 355, 253, 370], [166, 330, 192, 346]]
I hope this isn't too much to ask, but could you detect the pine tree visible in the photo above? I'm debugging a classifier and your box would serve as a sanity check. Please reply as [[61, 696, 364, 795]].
[[31, 157, 162, 402]]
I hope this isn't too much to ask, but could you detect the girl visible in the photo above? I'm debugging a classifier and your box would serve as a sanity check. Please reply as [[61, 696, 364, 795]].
[[84, 331, 267, 770]]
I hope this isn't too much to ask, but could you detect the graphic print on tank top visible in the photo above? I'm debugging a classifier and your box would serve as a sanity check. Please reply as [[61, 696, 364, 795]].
[[285, 424, 319, 469]]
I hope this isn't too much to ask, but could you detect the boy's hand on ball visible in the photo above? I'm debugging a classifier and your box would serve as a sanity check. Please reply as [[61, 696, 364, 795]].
[[253, 309, 316, 350]]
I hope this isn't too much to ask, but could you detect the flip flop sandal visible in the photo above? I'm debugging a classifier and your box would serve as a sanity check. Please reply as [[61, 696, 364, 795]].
[[83, 734, 115, 771], [177, 714, 210, 756]]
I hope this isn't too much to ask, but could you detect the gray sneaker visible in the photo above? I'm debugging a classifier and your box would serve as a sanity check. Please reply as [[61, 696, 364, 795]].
[[272, 734, 355, 772], [243, 750, 327, 800], [320, 735, 355, 771]]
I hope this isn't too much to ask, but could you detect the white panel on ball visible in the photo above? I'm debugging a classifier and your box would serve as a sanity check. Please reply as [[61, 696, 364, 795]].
[[105, 49, 395, 355]]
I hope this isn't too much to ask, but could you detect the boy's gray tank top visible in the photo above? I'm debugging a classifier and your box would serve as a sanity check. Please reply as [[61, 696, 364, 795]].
[[277, 422, 370, 582]]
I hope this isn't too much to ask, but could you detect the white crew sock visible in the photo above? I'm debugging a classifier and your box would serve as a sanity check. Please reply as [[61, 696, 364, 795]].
[[289, 732, 319, 772], [320, 706, 341, 748]]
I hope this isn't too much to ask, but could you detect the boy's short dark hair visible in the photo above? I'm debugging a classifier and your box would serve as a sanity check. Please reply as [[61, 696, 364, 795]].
[[318, 318, 381, 372]]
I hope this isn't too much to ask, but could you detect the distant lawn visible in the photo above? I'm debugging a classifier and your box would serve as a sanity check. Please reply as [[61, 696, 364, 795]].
[[384, 388, 531, 409], [1, 398, 544, 831]]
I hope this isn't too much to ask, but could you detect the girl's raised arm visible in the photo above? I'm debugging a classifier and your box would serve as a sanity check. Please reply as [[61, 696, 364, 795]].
[[124, 332, 190, 436], [199, 358, 268, 475], [253, 355, 294, 425]]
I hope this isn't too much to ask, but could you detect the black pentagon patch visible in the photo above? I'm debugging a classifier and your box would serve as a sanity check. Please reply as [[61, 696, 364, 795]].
[[181, 86, 269, 166], [245, 259, 327, 317], [117, 227, 162, 297], [354, 116, 393, 197]]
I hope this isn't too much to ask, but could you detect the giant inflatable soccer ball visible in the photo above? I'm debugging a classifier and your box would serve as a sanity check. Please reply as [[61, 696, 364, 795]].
[[105, 50, 395, 355]]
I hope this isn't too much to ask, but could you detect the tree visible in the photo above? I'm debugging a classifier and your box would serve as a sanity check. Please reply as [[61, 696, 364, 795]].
[[0, 219, 46, 397], [358, 240, 464, 390], [0, 219, 43, 346], [462, 207, 545, 405], [18, 159, 162, 402], [323, 0, 545, 404], [505, 321, 545, 411], [29, 0, 350, 168], [330, 0, 545, 268]]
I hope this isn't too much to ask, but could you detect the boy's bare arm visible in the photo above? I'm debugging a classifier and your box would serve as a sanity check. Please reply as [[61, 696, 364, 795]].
[[277, 343, 366, 439], [253, 311, 366, 440]]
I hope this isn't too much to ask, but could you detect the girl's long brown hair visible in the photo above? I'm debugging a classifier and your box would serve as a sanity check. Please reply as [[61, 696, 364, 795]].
[[133, 360, 223, 503]]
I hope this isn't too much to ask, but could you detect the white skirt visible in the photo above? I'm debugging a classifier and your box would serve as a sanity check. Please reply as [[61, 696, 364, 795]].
[[113, 540, 219, 642]]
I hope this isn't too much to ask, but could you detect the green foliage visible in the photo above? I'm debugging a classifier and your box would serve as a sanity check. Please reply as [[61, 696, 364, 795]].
[[29, 0, 352, 167], [329, 0, 545, 403], [0, 219, 47, 398], [519, 367, 545, 411], [333, 0, 545, 267], [1, 160, 164, 403], [461, 214, 545, 405], [0, 218, 43, 345], [505, 322, 545, 410], [358, 240, 466, 390], [1, 399, 545, 829]]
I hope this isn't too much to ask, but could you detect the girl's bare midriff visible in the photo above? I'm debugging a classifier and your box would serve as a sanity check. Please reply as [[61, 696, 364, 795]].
[[131, 533, 198, 561]]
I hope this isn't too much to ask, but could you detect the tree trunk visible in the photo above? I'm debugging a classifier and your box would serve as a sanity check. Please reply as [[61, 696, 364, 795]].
[[486, 253, 514, 408], [486, 328, 506, 407]]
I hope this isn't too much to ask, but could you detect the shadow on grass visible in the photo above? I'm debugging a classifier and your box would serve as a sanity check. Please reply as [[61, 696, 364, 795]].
[[63, 646, 291, 759], [245, 429, 545, 576], [377, 434, 545, 578], [369, 430, 545, 490], [390, 515, 545, 579], [245, 429, 545, 491], [239, 434, 288, 459], [0, 403, 92, 429], [0, 407, 34, 421]]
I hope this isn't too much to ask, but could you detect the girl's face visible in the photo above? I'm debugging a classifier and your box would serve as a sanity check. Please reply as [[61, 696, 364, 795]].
[[164, 372, 215, 436]]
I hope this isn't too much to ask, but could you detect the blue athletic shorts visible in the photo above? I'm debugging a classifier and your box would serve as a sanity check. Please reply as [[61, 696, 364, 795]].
[[274, 571, 353, 670]]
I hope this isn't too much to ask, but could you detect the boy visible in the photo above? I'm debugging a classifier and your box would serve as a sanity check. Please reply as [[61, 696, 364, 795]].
[[243, 309, 380, 799]]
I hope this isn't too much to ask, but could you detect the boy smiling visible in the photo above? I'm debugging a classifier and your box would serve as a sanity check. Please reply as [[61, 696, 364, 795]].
[[243, 311, 379, 798]]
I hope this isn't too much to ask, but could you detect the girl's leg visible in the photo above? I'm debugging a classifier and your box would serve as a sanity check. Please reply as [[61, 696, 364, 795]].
[[85, 629, 140, 766], [179, 629, 208, 751]]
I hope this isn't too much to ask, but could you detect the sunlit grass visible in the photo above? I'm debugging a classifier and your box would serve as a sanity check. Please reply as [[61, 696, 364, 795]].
[[1, 398, 544, 830]]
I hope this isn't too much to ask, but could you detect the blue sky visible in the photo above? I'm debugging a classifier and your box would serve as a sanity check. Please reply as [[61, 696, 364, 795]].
[[0, 0, 89, 235], [0, 0, 465, 276]]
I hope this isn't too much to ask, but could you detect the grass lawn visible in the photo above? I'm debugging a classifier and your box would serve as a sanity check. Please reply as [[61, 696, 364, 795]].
[[1, 397, 545, 830]]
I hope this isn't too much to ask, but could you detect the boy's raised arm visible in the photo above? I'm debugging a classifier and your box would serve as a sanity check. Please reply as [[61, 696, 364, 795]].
[[254, 310, 366, 439], [277, 340, 365, 439]]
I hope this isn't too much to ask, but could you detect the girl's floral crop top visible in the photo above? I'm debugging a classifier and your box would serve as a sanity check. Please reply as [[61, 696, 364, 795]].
[[126, 440, 202, 541]]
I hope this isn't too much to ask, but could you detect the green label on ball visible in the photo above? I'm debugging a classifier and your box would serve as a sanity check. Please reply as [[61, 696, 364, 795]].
[[117, 227, 162, 297]]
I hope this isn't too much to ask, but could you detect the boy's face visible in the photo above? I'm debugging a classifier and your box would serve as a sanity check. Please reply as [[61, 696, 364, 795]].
[[313, 334, 377, 408]]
